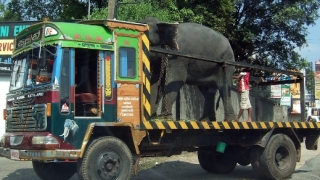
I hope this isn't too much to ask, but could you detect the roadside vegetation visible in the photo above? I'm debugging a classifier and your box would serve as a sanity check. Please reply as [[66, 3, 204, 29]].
[[0, 0, 318, 92]]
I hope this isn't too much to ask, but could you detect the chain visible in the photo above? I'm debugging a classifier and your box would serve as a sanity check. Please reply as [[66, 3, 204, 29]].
[[157, 46, 170, 116]]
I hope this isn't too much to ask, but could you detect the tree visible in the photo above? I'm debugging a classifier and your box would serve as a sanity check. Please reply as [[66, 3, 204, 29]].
[[305, 61, 315, 94], [1, 0, 23, 21], [89, 0, 181, 22], [107, 0, 117, 19], [231, 0, 320, 71], [3, 0, 87, 21]]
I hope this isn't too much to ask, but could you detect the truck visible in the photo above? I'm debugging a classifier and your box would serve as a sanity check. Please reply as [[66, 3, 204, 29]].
[[0, 18, 319, 180]]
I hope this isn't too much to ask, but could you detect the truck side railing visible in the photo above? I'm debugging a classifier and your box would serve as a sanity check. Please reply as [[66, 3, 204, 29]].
[[150, 46, 306, 121]]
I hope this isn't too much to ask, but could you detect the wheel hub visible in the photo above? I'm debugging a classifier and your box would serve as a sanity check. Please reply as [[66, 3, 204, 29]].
[[95, 150, 121, 180], [275, 146, 290, 169]]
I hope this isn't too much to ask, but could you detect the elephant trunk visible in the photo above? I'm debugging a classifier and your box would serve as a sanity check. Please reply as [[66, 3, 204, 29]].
[[59, 127, 70, 141]]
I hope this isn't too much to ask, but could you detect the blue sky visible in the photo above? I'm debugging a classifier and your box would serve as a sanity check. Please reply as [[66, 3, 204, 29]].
[[296, 18, 320, 66]]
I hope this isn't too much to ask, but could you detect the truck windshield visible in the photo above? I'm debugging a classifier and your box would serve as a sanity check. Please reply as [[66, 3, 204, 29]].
[[10, 45, 57, 91], [10, 58, 27, 91]]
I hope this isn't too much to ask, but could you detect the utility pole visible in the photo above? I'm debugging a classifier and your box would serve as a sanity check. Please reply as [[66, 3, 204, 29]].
[[107, 0, 118, 19]]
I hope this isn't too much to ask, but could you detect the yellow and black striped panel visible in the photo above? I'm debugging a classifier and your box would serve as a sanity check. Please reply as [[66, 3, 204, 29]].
[[141, 32, 151, 121], [141, 121, 320, 130]]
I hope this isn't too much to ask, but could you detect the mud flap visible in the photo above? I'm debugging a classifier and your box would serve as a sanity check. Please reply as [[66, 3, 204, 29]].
[[305, 135, 319, 150], [132, 154, 141, 176]]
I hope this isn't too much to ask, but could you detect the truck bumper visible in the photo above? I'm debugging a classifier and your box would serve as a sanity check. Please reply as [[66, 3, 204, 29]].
[[0, 132, 81, 161], [0, 147, 81, 161]]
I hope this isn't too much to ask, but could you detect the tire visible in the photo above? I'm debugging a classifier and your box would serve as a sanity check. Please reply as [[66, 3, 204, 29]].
[[78, 136, 133, 180], [250, 145, 267, 178], [198, 147, 237, 174], [77, 158, 84, 180], [32, 161, 76, 180], [236, 146, 251, 166], [260, 134, 297, 179]]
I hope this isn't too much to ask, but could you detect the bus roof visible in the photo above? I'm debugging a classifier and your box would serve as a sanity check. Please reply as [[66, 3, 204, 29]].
[[13, 21, 114, 56]]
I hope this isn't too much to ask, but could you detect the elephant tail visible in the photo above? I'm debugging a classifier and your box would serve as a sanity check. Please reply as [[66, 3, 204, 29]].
[[216, 94, 221, 110]]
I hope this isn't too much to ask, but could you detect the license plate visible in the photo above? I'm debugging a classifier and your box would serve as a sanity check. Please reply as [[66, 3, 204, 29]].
[[10, 149, 19, 160]]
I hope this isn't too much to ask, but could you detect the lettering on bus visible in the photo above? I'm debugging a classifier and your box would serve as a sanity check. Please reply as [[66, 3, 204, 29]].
[[16, 30, 41, 48]]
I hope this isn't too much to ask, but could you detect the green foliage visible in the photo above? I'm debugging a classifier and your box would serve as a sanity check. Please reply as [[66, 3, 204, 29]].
[[1, 0, 23, 21], [232, 0, 320, 70], [88, 0, 181, 22], [0, 0, 319, 72], [305, 61, 315, 94], [2, 0, 87, 21]]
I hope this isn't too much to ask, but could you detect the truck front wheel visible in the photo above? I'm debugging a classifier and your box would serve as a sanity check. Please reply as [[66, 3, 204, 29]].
[[78, 136, 133, 180], [198, 147, 237, 174], [261, 134, 297, 179], [32, 161, 76, 180]]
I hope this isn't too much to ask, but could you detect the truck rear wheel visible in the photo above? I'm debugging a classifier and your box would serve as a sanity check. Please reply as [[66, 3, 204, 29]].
[[78, 136, 133, 180], [236, 146, 250, 166], [32, 161, 76, 180], [261, 134, 297, 179], [198, 147, 237, 174]]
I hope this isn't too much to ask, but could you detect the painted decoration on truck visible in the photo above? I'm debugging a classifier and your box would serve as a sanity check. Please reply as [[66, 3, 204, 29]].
[[117, 83, 140, 126], [105, 56, 112, 98], [60, 119, 79, 143]]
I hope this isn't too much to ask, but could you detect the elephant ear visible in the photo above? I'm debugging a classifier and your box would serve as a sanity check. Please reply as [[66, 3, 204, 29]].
[[157, 22, 179, 51]]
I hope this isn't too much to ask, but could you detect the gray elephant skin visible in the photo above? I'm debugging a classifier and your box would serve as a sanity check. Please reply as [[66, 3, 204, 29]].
[[139, 17, 236, 121]]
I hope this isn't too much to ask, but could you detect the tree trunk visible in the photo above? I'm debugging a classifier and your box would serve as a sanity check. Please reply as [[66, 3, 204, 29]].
[[107, 0, 117, 19]]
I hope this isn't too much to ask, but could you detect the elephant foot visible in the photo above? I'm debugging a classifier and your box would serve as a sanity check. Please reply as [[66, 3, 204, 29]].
[[224, 119, 238, 122], [199, 118, 216, 122], [157, 114, 173, 120]]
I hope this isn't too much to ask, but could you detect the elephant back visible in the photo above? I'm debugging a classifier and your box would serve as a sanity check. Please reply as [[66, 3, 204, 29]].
[[176, 23, 235, 63]]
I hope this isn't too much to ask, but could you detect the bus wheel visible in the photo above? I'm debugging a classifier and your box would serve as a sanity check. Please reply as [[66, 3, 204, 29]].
[[198, 147, 237, 174], [261, 134, 296, 179], [32, 161, 76, 180], [78, 136, 133, 180], [250, 145, 267, 178]]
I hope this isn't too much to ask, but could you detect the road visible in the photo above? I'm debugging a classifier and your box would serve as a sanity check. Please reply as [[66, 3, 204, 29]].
[[1, 144, 320, 180]]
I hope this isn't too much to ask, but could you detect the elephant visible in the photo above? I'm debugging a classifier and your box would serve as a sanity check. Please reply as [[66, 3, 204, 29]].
[[138, 17, 236, 121], [60, 119, 79, 143]]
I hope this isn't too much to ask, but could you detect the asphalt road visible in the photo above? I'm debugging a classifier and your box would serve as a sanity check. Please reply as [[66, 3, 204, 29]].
[[0, 149, 320, 180]]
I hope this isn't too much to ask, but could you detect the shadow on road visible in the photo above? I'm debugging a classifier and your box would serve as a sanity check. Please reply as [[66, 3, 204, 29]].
[[132, 160, 261, 180], [3, 168, 38, 180], [2, 155, 320, 180]]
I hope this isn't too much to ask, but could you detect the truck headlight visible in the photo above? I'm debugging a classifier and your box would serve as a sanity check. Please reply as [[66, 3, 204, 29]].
[[32, 136, 59, 149]]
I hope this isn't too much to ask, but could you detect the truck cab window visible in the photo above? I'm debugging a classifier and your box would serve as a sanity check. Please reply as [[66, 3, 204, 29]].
[[119, 47, 136, 78], [26, 45, 57, 86]]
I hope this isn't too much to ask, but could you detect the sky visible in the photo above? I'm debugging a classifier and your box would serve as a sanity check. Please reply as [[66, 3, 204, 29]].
[[296, 18, 320, 67]]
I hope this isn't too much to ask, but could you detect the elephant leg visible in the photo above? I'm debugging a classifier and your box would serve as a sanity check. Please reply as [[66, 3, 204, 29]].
[[160, 61, 187, 119], [218, 67, 236, 121], [198, 86, 217, 121]]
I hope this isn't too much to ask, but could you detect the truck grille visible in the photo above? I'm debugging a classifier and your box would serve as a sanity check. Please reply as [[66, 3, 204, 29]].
[[6, 104, 47, 131]]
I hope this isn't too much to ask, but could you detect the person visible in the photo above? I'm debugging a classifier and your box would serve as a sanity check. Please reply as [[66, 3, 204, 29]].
[[306, 115, 315, 122], [233, 67, 252, 122]]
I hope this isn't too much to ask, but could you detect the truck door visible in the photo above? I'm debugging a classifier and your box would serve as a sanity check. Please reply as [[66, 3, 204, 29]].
[[116, 45, 140, 126], [73, 48, 101, 117], [59, 48, 73, 119]]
